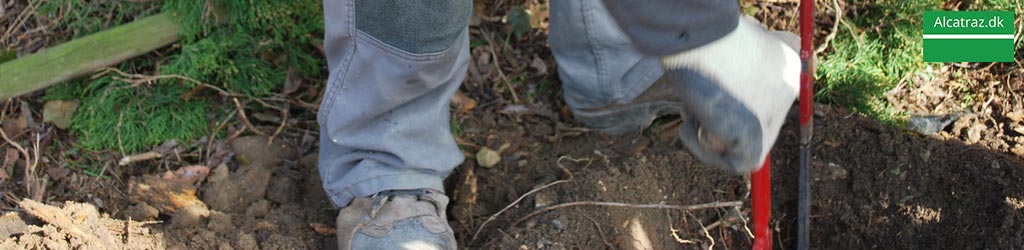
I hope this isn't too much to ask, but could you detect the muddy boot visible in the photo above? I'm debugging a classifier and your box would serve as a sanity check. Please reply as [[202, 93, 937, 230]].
[[335, 189, 456, 250], [575, 16, 802, 174]]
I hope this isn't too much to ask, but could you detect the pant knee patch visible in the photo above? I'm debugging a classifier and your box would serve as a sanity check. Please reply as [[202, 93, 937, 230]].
[[355, 0, 471, 54]]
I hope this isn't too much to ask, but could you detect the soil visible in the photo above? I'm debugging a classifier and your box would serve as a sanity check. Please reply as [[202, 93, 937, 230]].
[[450, 105, 1024, 249], [5, 104, 1022, 249]]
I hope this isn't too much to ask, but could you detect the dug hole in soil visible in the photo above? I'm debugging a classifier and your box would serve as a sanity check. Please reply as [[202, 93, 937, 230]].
[[2, 105, 1023, 249]]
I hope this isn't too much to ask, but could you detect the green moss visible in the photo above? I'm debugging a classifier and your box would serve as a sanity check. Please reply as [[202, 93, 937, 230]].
[[37, 0, 162, 39], [816, 0, 943, 125], [70, 77, 207, 153], [163, 34, 284, 96], [39, 0, 325, 153]]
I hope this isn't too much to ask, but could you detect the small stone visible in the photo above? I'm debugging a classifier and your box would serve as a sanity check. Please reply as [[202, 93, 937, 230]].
[[537, 239, 552, 249], [967, 124, 984, 144], [218, 242, 234, 250], [517, 159, 528, 167], [206, 211, 234, 235], [607, 167, 621, 177], [237, 233, 259, 250], [524, 219, 538, 229], [245, 199, 271, 219], [552, 216, 567, 230], [1013, 145, 1024, 156], [476, 147, 501, 168], [828, 163, 848, 180], [534, 191, 556, 208], [170, 204, 210, 228], [124, 203, 160, 220]]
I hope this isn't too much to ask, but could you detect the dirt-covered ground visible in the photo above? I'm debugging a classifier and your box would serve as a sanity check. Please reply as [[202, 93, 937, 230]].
[[3, 103, 1024, 249], [3, 0, 1024, 249]]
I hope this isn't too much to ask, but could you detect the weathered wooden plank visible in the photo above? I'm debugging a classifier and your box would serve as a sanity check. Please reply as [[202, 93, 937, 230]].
[[0, 14, 180, 99]]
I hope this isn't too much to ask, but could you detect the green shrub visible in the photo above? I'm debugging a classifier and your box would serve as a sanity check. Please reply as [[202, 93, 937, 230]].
[[41, 0, 324, 153]]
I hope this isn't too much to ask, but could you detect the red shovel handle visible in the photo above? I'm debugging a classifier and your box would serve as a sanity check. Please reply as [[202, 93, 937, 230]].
[[751, 157, 772, 250], [754, 0, 812, 248]]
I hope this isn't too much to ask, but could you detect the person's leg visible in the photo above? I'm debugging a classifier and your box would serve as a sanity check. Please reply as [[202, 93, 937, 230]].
[[548, 0, 665, 134], [319, 0, 470, 249], [320, 0, 470, 210]]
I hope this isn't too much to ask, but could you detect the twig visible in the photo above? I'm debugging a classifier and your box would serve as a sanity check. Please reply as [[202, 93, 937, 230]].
[[226, 126, 248, 142], [684, 212, 716, 250], [102, 67, 238, 98], [470, 179, 571, 242], [470, 155, 585, 242], [0, 120, 43, 201], [585, 216, 615, 249], [117, 110, 125, 157], [0, 0, 39, 45], [479, 28, 520, 103], [267, 104, 289, 145], [204, 111, 237, 165], [232, 98, 267, 136], [814, 0, 843, 55], [690, 212, 716, 250], [117, 151, 162, 166], [667, 209, 698, 245], [513, 201, 743, 226]]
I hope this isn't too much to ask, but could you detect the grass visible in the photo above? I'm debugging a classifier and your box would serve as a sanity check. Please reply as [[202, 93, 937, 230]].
[[815, 0, 943, 125], [815, 0, 1022, 125], [58, 77, 208, 153], [37, 0, 325, 154]]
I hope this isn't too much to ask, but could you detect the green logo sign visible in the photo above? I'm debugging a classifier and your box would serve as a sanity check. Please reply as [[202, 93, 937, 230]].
[[923, 11, 1015, 62]]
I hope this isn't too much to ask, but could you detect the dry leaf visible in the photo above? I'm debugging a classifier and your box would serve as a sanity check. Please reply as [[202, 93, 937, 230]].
[[450, 91, 478, 114], [461, 166, 478, 204], [42, 100, 79, 130], [283, 67, 302, 96], [310, 223, 336, 236], [1, 115, 27, 136], [526, 1, 549, 29], [47, 167, 71, 181], [3, 148, 18, 179], [530, 56, 548, 75], [129, 175, 207, 215], [160, 165, 211, 186], [1006, 111, 1024, 123]]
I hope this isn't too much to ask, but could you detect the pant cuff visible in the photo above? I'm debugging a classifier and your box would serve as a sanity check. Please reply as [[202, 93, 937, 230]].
[[328, 173, 446, 208]]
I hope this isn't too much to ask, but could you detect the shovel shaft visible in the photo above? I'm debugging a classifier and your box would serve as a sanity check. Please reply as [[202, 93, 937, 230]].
[[798, 0, 815, 249], [751, 157, 772, 250], [799, 0, 815, 133]]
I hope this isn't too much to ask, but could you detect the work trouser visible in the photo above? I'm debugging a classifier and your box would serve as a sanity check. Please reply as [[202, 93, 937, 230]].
[[318, 0, 739, 207]]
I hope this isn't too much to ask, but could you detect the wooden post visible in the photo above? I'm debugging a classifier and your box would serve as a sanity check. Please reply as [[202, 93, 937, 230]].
[[0, 14, 180, 99]]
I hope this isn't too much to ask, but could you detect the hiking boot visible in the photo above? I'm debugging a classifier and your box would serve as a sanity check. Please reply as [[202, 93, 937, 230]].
[[336, 189, 456, 250], [574, 16, 803, 174]]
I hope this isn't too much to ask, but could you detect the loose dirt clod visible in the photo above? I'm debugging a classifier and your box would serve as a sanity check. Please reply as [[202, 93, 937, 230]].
[[125, 203, 160, 221], [170, 204, 210, 228], [204, 136, 293, 213], [2, 200, 164, 250], [129, 175, 207, 215]]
